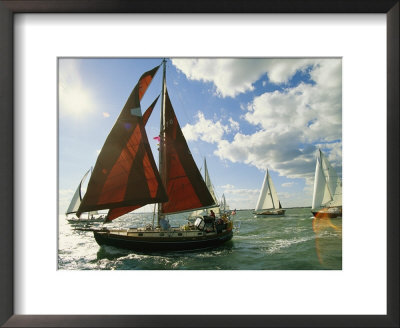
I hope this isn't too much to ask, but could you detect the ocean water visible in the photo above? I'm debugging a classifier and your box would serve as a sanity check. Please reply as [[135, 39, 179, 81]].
[[58, 208, 342, 270]]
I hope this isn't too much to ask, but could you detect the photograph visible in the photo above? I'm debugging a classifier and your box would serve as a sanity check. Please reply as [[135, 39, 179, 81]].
[[2, 1, 397, 325], [58, 57, 342, 270]]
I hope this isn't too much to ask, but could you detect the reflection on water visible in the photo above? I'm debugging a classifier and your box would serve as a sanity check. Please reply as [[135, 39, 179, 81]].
[[312, 217, 342, 269]]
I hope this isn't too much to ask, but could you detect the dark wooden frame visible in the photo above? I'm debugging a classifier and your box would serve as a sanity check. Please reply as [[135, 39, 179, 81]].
[[0, 1, 398, 327]]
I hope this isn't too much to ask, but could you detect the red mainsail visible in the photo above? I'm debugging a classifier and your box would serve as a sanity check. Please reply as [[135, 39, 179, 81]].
[[77, 66, 168, 217], [160, 90, 215, 214]]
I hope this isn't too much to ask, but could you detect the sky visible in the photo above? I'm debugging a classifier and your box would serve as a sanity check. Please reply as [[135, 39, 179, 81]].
[[58, 57, 342, 214]]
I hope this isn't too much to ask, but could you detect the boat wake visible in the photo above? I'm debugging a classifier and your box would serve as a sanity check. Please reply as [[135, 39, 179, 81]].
[[264, 236, 313, 254]]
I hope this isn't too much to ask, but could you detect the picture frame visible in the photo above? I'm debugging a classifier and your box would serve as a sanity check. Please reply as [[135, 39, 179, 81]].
[[0, 0, 398, 327]]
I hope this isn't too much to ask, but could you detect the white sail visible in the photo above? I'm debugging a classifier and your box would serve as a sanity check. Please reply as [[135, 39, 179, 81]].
[[312, 150, 342, 209], [220, 194, 226, 212], [268, 173, 280, 209], [255, 169, 280, 211], [189, 159, 220, 218], [204, 158, 218, 204], [65, 169, 90, 215]]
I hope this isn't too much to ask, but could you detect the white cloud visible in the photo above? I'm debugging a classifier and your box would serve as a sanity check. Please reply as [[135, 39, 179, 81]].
[[175, 58, 341, 204], [211, 59, 342, 184], [172, 58, 319, 98], [220, 185, 259, 195], [282, 182, 294, 187], [228, 117, 240, 132], [59, 59, 97, 119], [219, 184, 259, 210], [182, 112, 229, 144], [220, 184, 235, 190], [182, 113, 241, 147]]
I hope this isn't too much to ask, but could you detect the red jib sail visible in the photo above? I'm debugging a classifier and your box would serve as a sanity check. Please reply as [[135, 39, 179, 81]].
[[160, 89, 215, 214], [106, 96, 160, 221], [77, 66, 168, 217]]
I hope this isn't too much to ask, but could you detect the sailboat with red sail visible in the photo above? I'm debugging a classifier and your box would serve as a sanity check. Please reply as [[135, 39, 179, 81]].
[[75, 59, 234, 251]]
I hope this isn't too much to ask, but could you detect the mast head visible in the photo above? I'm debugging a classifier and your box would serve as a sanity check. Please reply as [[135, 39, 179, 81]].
[[315, 148, 322, 159]]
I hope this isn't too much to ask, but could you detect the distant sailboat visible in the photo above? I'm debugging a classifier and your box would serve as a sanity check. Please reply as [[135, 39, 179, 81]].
[[189, 158, 220, 218], [220, 194, 230, 214], [254, 169, 285, 216], [75, 59, 233, 251], [65, 169, 105, 223], [311, 149, 342, 218]]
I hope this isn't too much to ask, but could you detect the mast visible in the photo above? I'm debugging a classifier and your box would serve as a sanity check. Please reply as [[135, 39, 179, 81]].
[[204, 158, 207, 181], [158, 59, 167, 225], [156, 59, 215, 217], [88, 166, 92, 220]]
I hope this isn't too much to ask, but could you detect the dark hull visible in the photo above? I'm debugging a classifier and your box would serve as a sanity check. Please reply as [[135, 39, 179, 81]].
[[311, 211, 341, 219], [68, 218, 105, 224], [254, 209, 286, 216], [93, 230, 233, 251], [312, 207, 342, 218]]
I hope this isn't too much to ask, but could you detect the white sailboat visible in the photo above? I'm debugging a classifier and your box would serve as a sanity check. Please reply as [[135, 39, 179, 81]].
[[220, 194, 231, 214], [189, 158, 220, 218], [311, 149, 342, 218], [65, 169, 105, 223], [254, 169, 285, 216]]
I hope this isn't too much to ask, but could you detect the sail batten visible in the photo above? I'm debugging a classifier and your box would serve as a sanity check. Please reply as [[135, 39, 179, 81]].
[[77, 65, 168, 218]]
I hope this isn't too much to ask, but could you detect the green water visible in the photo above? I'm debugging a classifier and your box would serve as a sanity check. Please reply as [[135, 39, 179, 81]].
[[58, 208, 342, 270]]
